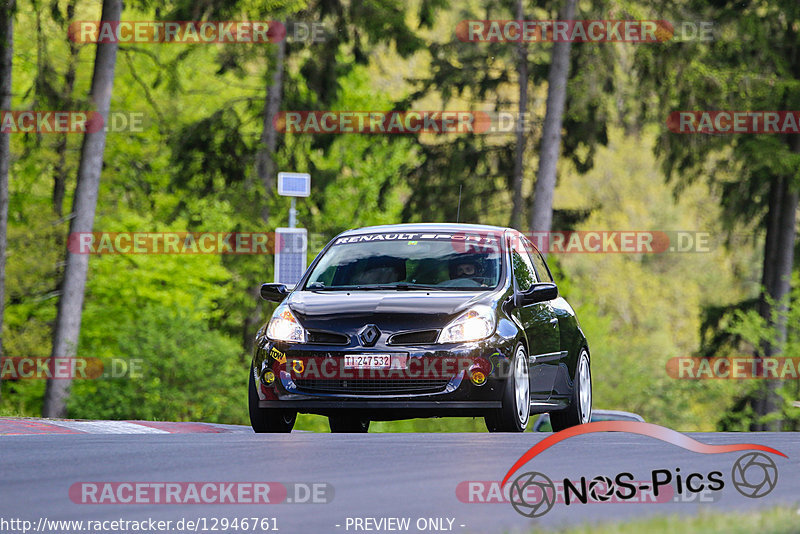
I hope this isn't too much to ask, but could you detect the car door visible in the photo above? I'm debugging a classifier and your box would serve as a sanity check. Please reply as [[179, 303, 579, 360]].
[[509, 235, 560, 399], [528, 245, 573, 397]]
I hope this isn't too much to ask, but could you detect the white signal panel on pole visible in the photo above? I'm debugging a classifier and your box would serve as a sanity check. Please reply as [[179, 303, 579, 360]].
[[277, 172, 311, 197], [274, 227, 307, 286]]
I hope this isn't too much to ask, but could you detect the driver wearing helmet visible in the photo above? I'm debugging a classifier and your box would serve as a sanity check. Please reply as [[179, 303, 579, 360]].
[[449, 255, 485, 281]]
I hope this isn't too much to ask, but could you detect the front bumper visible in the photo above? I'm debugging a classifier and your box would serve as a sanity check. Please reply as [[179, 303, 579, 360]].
[[252, 335, 516, 417]]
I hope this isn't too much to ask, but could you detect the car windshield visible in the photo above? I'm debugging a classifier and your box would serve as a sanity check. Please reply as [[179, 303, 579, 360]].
[[304, 234, 502, 291]]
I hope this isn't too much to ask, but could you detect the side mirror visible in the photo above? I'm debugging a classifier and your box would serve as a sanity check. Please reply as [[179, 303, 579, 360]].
[[520, 282, 558, 306], [260, 283, 290, 302]]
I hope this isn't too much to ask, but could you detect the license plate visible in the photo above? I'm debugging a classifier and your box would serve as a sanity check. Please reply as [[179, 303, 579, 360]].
[[344, 354, 392, 369]]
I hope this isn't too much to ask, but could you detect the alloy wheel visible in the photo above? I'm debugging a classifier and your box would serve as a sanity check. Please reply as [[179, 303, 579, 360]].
[[514, 345, 530, 426]]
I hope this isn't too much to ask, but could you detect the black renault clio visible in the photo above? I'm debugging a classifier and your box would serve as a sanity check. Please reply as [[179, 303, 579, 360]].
[[250, 223, 591, 433]]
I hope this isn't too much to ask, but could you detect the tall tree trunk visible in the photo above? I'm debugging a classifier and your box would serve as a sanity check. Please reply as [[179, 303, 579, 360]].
[[529, 0, 576, 239], [42, 0, 121, 418], [753, 134, 800, 430], [244, 39, 286, 353], [759, 178, 781, 320], [510, 0, 528, 229], [255, 39, 286, 224], [0, 0, 15, 404], [764, 153, 799, 430], [767, 177, 798, 430], [752, 176, 782, 431], [53, 0, 80, 218]]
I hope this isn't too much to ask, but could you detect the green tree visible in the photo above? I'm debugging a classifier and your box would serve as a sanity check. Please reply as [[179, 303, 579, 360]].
[[0, 0, 15, 404], [529, 0, 575, 236], [635, 0, 800, 429], [43, 0, 123, 417]]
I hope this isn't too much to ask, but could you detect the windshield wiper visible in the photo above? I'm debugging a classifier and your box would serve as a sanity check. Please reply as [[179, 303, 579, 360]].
[[306, 282, 345, 291], [306, 283, 450, 291], [351, 283, 449, 290]]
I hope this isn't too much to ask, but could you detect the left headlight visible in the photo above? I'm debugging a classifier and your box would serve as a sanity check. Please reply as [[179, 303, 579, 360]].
[[437, 305, 496, 343], [266, 303, 306, 343]]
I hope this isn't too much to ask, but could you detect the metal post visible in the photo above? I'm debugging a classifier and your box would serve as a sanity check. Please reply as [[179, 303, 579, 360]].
[[289, 197, 297, 228]]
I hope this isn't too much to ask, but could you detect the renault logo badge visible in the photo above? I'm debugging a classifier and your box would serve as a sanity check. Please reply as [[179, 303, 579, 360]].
[[359, 324, 380, 347]]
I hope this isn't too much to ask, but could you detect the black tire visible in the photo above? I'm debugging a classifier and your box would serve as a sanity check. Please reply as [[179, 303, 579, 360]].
[[328, 414, 370, 433], [551, 349, 591, 432], [249, 365, 296, 433], [485, 343, 530, 432]]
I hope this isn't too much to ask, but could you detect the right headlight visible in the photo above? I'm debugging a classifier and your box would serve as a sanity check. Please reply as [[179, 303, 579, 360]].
[[437, 305, 496, 343], [266, 303, 306, 343]]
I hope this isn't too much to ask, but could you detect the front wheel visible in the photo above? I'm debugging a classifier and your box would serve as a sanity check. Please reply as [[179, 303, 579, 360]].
[[550, 349, 591, 432], [249, 365, 296, 433], [485, 343, 530, 432]]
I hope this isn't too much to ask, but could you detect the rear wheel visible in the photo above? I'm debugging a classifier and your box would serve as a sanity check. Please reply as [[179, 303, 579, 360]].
[[249, 365, 296, 433], [551, 349, 591, 432], [328, 414, 370, 433], [485, 343, 530, 432]]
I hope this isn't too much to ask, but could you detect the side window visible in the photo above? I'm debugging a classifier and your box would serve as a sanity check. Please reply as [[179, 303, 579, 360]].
[[528, 246, 554, 283], [510, 236, 537, 291]]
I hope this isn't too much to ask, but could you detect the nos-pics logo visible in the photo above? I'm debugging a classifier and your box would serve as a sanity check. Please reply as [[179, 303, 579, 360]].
[[502, 422, 784, 518]]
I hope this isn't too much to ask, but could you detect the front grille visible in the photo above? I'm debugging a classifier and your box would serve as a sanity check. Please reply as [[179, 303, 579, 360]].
[[294, 378, 451, 395], [387, 329, 440, 345], [306, 330, 350, 345]]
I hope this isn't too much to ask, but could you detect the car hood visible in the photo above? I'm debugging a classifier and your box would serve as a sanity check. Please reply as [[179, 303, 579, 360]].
[[286, 290, 494, 333]]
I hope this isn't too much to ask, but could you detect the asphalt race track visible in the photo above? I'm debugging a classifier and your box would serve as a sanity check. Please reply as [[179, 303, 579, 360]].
[[1, 419, 798, 534]]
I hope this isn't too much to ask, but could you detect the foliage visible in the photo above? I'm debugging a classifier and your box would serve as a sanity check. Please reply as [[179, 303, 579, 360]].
[[69, 303, 245, 422], [0, 0, 795, 432], [550, 127, 752, 430], [715, 276, 800, 431]]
